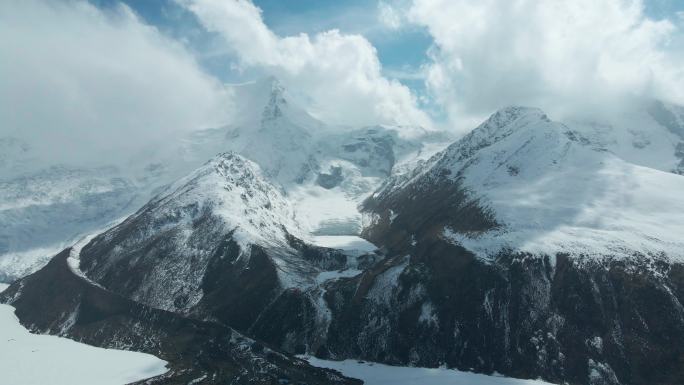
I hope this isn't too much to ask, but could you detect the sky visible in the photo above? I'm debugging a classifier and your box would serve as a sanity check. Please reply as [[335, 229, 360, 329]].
[[2, 0, 684, 168]]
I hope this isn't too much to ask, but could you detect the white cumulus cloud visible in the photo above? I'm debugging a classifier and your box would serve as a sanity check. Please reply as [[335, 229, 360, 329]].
[[178, 0, 431, 130], [0, 0, 232, 168], [378, 1, 403, 30], [407, 0, 684, 130]]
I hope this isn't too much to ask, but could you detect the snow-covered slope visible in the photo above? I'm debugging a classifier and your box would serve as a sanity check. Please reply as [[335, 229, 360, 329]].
[[78, 152, 316, 312], [181, 77, 449, 236], [565, 100, 684, 175], [188, 77, 323, 186], [304, 357, 553, 385], [370, 106, 684, 262], [0, 77, 445, 282], [0, 166, 139, 281], [0, 304, 167, 385], [349, 107, 684, 385], [1, 248, 361, 385], [146, 151, 303, 248]]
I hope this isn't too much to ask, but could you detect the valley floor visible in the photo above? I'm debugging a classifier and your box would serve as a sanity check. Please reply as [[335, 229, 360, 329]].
[[303, 357, 555, 385]]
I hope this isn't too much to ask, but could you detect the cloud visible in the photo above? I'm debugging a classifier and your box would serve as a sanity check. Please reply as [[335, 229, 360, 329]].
[[378, 1, 403, 30], [407, 0, 684, 130], [178, 0, 431, 130], [0, 0, 231, 169]]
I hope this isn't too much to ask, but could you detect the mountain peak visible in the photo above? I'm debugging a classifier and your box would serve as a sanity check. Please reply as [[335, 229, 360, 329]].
[[208, 151, 260, 175], [148, 151, 302, 248], [261, 80, 287, 123], [170, 151, 262, 190], [474, 106, 551, 139], [370, 105, 684, 262], [437, 106, 554, 167], [255, 75, 283, 90], [485, 106, 548, 126]]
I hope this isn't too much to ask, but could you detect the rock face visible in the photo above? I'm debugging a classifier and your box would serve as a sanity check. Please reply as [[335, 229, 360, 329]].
[[245, 107, 684, 385], [0, 77, 446, 282], [341, 107, 684, 385], [77, 153, 358, 333], [5, 105, 684, 385], [309, 244, 684, 385], [0, 249, 360, 385]]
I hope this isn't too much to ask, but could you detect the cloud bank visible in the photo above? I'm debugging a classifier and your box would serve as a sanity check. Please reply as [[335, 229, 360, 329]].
[[406, 0, 684, 130], [3, 0, 683, 164], [178, 0, 431, 130], [0, 0, 231, 169]]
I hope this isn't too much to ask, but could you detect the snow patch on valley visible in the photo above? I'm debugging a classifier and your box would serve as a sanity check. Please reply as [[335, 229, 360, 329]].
[[303, 357, 554, 385], [310, 236, 377, 254], [0, 304, 167, 385], [315, 269, 363, 284], [290, 184, 366, 236]]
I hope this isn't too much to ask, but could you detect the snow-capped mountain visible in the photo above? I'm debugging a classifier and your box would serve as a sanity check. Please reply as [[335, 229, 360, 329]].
[[365, 106, 684, 261], [5, 73, 684, 385], [59, 104, 684, 385], [75, 152, 379, 342], [181, 77, 448, 236], [564, 100, 684, 175], [0, 77, 444, 283], [182, 77, 323, 186], [0, 248, 360, 385], [351, 106, 684, 385]]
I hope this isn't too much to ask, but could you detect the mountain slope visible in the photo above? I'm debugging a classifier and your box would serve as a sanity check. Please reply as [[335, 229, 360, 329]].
[[80, 153, 314, 313], [364, 106, 684, 261], [0, 165, 139, 281], [561, 100, 684, 175], [74, 152, 378, 343], [347, 107, 684, 385], [0, 248, 360, 385], [368, 108, 684, 262], [0, 77, 445, 283], [6, 105, 684, 385], [0, 302, 167, 385]]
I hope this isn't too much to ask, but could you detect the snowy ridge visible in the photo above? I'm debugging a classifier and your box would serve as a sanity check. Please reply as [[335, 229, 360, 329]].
[[79, 152, 313, 310], [65, 217, 128, 288], [564, 100, 684, 175], [147, 151, 303, 248], [384, 106, 684, 262], [0, 77, 446, 282]]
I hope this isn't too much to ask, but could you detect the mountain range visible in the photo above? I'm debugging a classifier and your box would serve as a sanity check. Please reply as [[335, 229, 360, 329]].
[[2, 79, 684, 385]]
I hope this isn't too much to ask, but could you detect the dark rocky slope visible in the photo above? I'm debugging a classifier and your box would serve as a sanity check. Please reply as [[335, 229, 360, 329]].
[[250, 108, 684, 385], [0, 248, 360, 385], [73, 153, 365, 342], [307, 107, 684, 385], [305, 236, 684, 385], [6, 108, 684, 385]]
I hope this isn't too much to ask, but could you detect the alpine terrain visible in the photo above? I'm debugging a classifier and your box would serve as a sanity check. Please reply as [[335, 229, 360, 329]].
[[3, 83, 684, 385]]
